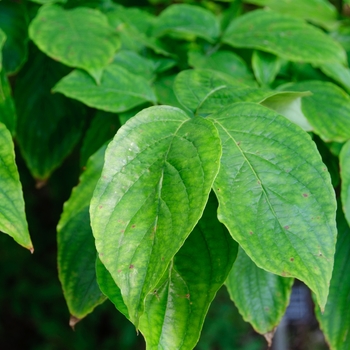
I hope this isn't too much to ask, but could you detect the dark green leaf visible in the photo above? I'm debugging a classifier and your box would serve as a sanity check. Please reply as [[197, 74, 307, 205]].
[[0, 122, 32, 251], [58, 145, 107, 321], [252, 50, 281, 87], [226, 248, 293, 339], [90, 106, 222, 325], [315, 208, 350, 350], [209, 102, 337, 309], [152, 4, 220, 43], [29, 5, 119, 78], [0, 2, 29, 74], [223, 9, 346, 65], [279, 81, 350, 142], [0, 28, 5, 72], [0, 69, 17, 134], [340, 141, 350, 226], [153, 74, 184, 110], [53, 64, 157, 113]]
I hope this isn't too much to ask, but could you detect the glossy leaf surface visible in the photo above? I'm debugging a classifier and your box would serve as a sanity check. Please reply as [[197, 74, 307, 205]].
[[209, 102, 337, 309], [58, 146, 107, 321], [90, 106, 222, 325], [223, 10, 346, 65], [153, 4, 220, 43], [226, 248, 293, 337], [340, 141, 350, 226], [0, 69, 16, 134], [0, 122, 32, 251], [53, 64, 156, 113], [279, 81, 350, 142], [29, 5, 119, 76], [316, 208, 350, 350]]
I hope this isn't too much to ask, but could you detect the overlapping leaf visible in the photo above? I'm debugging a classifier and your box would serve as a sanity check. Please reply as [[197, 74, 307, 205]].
[[53, 64, 156, 113], [279, 80, 350, 142], [315, 208, 350, 350], [0, 69, 17, 134], [252, 50, 281, 87], [152, 4, 220, 43], [223, 9, 346, 65], [90, 106, 222, 326], [29, 5, 119, 78], [96, 193, 238, 349], [319, 62, 350, 94], [0, 3, 29, 74], [340, 141, 350, 226], [0, 122, 32, 251], [209, 102, 337, 309], [57, 145, 107, 324], [226, 247, 293, 344]]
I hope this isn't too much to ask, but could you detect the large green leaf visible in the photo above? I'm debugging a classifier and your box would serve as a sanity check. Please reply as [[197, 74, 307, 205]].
[[14, 48, 86, 180], [0, 3, 29, 74], [188, 50, 256, 85], [222, 9, 346, 65], [152, 4, 220, 43], [252, 50, 281, 87], [243, 0, 337, 28], [90, 106, 222, 326], [340, 141, 350, 227], [0, 122, 32, 251], [315, 208, 350, 350], [209, 102, 337, 309], [53, 64, 156, 113], [96, 193, 238, 349], [226, 247, 293, 344], [0, 68, 17, 134], [279, 81, 350, 142], [29, 5, 119, 78], [57, 145, 107, 323]]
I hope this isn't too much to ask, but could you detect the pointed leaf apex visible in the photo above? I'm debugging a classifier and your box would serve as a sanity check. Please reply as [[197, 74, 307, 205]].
[[263, 328, 276, 347], [69, 315, 81, 329], [29, 246, 34, 254]]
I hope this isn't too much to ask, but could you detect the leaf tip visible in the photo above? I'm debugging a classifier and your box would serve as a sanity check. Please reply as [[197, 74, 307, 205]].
[[69, 315, 81, 330], [29, 246, 34, 254], [263, 328, 276, 347]]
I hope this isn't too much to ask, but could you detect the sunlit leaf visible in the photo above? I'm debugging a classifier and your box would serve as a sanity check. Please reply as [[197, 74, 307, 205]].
[[340, 141, 350, 227]]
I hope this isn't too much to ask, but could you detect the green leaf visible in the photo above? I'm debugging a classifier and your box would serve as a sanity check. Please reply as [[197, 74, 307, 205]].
[[152, 4, 220, 43], [0, 2, 29, 74], [90, 106, 222, 326], [29, 5, 119, 78], [279, 81, 350, 142], [0, 122, 32, 251], [222, 9, 346, 65], [80, 110, 120, 167], [96, 193, 238, 349], [226, 247, 293, 342], [0, 68, 17, 134], [188, 50, 256, 85], [209, 102, 337, 309], [153, 74, 184, 110], [315, 208, 350, 350], [340, 141, 350, 227], [252, 50, 281, 87], [243, 0, 337, 28], [319, 62, 350, 95], [53, 64, 157, 113], [14, 48, 86, 180], [0, 28, 5, 72], [138, 193, 237, 349], [57, 145, 107, 322]]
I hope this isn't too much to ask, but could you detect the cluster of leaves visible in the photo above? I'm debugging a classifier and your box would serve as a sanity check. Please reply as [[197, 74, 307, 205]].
[[1, 0, 350, 348]]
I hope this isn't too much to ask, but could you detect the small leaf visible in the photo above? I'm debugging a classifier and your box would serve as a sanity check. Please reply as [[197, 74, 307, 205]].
[[340, 141, 350, 227], [223, 9, 346, 65], [319, 62, 350, 95], [226, 247, 293, 337], [209, 102, 337, 309], [0, 68, 17, 134], [90, 106, 222, 326], [0, 2, 29, 74], [0, 122, 32, 251], [57, 145, 107, 320], [29, 5, 119, 77], [152, 4, 220, 43], [279, 80, 350, 142], [188, 50, 256, 85], [315, 208, 350, 350], [252, 50, 281, 87], [53, 64, 156, 113], [243, 0, 337, 28], [0, 28, 5, 72]]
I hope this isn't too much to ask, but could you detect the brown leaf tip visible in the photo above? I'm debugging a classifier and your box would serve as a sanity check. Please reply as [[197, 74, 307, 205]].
[[29, 247, 34, 254], [69, 315, 81, 330], [264, 328, 276, 347]]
